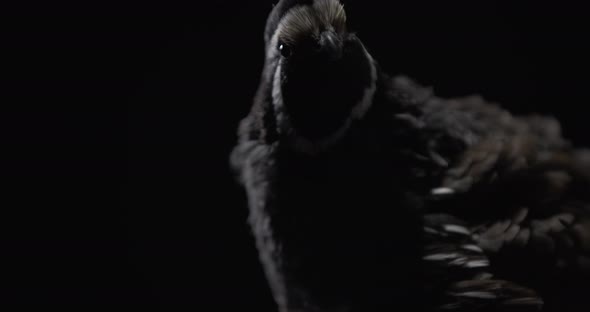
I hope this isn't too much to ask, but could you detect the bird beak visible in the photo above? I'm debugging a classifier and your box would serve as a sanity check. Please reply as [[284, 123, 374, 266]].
[[318, 30, 343, 61]]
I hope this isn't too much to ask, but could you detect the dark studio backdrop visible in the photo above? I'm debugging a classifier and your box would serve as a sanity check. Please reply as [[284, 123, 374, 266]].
[[2, 0, 589, 311]]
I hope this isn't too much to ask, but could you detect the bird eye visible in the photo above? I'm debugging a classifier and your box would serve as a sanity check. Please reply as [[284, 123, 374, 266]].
[[278, 41, 291, 58]]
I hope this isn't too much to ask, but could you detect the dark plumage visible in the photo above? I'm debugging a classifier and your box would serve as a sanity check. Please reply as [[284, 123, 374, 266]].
[[231, 1, 590, 311], [422, 214, 544, 312]]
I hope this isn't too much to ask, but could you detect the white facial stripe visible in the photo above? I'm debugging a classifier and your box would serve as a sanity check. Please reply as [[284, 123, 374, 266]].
[[272, 62, 289, 136], [351, 46, 377, 120]]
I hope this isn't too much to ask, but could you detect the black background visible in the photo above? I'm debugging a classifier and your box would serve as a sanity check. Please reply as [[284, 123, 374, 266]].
[[2, 0, 589, 310]]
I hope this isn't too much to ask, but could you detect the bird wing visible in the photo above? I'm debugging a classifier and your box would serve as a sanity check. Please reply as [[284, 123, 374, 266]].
[[385, 76, 590, 309], [388, 76, 590, 277], [437, 148, 590, 312], [423, 214, 544, 312], [430, 114, 590, 276], [468, 151, 590, 276]]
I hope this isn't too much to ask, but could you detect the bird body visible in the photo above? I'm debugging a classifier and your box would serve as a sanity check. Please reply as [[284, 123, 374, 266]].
[[232, 73, 424, 311], [231, 1, 590, 311]]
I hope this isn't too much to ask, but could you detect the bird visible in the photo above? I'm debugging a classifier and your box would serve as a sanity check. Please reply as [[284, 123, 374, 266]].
[[230, 0, 590, 311]]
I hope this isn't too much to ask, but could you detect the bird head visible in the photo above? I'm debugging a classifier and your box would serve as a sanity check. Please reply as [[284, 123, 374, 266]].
[[263, 0, 377, 153]]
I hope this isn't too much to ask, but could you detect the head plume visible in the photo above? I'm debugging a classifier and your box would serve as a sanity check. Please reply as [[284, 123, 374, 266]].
[[265, 0, 346, 47]]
